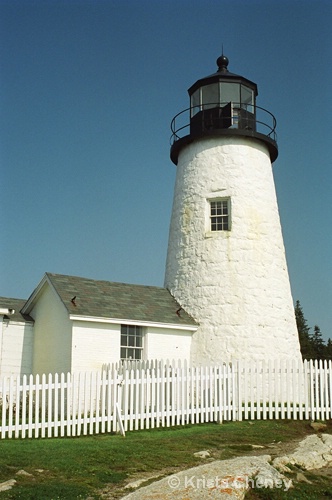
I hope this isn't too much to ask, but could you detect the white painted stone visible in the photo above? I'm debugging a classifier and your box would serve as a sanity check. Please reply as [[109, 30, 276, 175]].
[[165, 136, 301, 364]]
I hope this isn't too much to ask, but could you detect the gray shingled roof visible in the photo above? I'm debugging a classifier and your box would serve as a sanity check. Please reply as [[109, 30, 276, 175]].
[[0, 297, 34, 323], [46, 273, 197, 327]]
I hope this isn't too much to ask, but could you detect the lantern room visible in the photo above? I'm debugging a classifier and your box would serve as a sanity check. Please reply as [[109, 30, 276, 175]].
[[170, 55, 278, 164]]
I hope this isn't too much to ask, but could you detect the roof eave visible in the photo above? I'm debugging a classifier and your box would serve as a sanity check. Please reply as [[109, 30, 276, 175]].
[[21, 274, 47, 314], [21, 273, 61, 314], [69, 314, 198, 332], [188, 71, 258, 96]]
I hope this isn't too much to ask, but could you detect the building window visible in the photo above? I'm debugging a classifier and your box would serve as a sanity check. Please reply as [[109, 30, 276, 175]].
[[210, 199, 230, 231], [121, 325, 143, 360]]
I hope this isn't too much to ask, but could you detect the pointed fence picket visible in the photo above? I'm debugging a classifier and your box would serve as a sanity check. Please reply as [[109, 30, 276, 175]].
[[0, 359, 331, 439]]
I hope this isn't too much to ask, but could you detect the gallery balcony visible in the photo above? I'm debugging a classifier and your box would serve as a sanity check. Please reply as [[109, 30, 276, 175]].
[[170, 102, 278, 164]]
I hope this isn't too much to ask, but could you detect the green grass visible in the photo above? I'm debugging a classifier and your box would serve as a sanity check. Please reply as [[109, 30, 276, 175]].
[[246, 469, 332, 500], [0, 420, 330, 499]]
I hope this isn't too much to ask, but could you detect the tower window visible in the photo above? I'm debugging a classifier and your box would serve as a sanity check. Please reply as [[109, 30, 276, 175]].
[[210, 199, 230, 231], [120, 325, 143, 360]]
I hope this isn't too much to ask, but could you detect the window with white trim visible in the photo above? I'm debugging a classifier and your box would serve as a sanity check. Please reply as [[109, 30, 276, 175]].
[[210, 199, 230, 231], [120, 325, 143, 360]]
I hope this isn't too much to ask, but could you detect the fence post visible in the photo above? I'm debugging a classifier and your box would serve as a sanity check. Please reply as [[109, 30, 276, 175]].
[[236, 360, 242, 421], [115, 403, 125, 437]]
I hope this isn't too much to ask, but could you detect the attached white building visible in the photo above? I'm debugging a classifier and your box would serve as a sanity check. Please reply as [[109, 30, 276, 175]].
[[0, 273, 197, 378], [0, 299, 34, 379]]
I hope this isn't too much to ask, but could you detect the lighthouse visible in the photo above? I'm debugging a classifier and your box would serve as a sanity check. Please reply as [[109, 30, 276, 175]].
[[164, 54, 301, 364]]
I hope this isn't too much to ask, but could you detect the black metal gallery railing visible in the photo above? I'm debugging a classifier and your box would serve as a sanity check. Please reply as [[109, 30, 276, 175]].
[[170, 102, 277, 146]]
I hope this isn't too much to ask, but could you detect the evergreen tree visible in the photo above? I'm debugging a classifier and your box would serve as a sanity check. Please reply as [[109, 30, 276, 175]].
[[326, 339, 332, 360], [311, 325, 325, 359], [295, 300, 331, 360], [295, 300, 316, 360]]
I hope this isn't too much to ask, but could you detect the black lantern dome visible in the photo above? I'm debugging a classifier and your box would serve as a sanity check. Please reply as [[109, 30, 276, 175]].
[[170, 55, 278, 164]]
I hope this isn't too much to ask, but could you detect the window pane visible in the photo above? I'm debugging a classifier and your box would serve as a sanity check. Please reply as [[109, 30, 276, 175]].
[[202, 84, 219, 110], [210, 199, 230, 232], [128, 335, 135, 346], [241, 85, 253, 105], [121, 335, 127, 346], [128, 325, 136, 335], [134, 349, 142, 360], [211, 217, 218, 231], [220, 82, 240, 105], [191, 89, 200, 116], [120, 347, 126, 359], [127, 348, 134, 359]]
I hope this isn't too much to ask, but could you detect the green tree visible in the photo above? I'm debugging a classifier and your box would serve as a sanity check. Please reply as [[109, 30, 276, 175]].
[[311, 325, 325, 359], [325, 339, 332, 360], [295, 300, 316, 360]]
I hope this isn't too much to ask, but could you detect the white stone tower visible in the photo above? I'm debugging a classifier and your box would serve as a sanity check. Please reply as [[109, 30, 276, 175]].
[[165, 54, 301, 364]]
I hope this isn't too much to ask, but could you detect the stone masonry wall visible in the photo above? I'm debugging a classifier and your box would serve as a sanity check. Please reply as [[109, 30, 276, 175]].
[[165, 136, 301, 364]]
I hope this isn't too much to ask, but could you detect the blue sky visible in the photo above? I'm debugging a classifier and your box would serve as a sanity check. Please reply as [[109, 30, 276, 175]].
[[1, 0, 331, 341]]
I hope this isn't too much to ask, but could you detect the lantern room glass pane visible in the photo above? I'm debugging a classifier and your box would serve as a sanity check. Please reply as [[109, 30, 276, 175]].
[[241, 85, 254, 113], [220, 82, 240, 106], [191, 89, 201, 116], [201, 83, 219, 110], [241, 85, 253, 104]]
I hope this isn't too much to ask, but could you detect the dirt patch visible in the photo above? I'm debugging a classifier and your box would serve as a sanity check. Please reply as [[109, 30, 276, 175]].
[[96, 467, 183, 499], [310, 464, 332, 479]]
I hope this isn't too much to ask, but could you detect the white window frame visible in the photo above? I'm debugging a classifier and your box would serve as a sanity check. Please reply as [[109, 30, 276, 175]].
[[208, 198, 231, 232], [120, 325, 144, 360]]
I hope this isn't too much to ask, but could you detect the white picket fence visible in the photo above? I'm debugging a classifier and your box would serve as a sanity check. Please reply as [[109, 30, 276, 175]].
[[0, 359, 331, 439]]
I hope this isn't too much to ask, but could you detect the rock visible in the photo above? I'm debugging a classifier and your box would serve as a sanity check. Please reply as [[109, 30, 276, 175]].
[[16, 470, 33, 477], [254, 463, 292, 492], [121, 454, 291, 500], [124, 474, 161, 490], [273, 434, 332, 471], [0, 479, 16, 492], [311, 422, 327, 432], [194, 450, 210, 458], [272, 456, 292, 472], [321, 434, 332, 447], [251, 445, 265, 449], [296, 472, 312, 484]]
